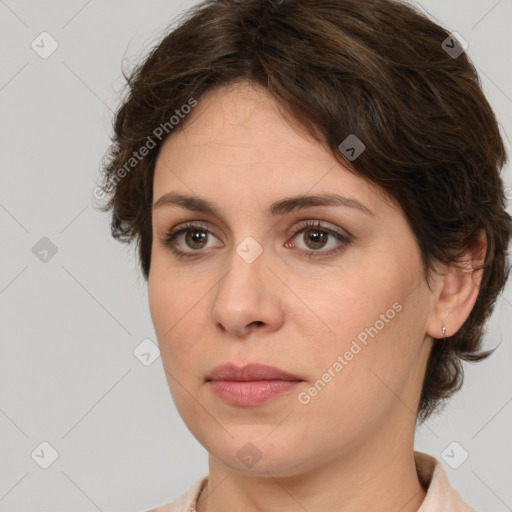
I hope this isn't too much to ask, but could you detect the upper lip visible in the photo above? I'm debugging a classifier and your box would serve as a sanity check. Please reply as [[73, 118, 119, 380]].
[[206, 363, 302, 382]]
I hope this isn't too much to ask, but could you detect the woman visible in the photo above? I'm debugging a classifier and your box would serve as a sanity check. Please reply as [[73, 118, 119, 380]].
[[97, 0, 511, 510]]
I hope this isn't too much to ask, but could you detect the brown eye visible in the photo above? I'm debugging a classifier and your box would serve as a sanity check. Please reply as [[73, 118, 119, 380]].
[[302, 228, 329, 250], [286, 221, 352, 259], [160, 220, 352, 261], [183, 229, 208, 249], [159, 222, 221, 260]]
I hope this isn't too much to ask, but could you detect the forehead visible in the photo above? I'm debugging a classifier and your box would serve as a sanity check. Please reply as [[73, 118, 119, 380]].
[[153, 82, 396, 217], [162, 82, 319, 155]]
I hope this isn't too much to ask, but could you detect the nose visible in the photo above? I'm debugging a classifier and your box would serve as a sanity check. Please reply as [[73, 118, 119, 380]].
[[210, 242, 285, 338]]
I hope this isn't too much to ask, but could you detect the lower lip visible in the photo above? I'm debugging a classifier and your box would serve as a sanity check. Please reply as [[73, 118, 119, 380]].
[[208, 379, 302, 406]]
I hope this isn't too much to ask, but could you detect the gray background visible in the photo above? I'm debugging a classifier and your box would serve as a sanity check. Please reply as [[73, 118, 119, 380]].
[[0, 1, 511, 511]]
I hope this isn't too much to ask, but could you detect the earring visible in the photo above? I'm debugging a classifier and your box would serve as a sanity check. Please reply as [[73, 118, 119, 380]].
[[442, 326, 446, 339]]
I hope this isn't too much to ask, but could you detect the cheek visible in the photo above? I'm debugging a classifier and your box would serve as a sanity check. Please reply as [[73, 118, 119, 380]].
[[148, 264, 211, 371], [296, 265, 418, 395], [297, 263, 401, 348], [148, 273, 205, 413], [148, 269, 185, 363], [148, 251, 196, 335], [294, 313, 411, 437]]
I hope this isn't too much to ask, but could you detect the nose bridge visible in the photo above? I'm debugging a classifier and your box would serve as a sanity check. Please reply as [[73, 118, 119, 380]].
[[215, 235, 266, 308], [210, 235, 282, 335]]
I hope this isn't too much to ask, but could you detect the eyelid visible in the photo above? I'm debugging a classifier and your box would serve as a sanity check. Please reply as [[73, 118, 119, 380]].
[[164, 220, 222, 240], [161, 220, 223, 249], [287, 219, 351, 239], [165, 218, 351, 240], [159, 218, 353, 259], [285, 220, 352, 257], [167, 220, 212, 235]]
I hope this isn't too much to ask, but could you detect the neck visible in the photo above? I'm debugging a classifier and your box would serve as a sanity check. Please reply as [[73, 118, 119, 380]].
[[196, 418, 427, 512]]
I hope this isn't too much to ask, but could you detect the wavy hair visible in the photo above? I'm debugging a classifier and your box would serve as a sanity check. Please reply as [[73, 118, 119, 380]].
[[97, 0, 512, 422]]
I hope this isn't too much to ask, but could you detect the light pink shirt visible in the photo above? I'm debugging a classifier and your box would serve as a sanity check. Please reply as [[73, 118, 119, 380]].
[[146, 451, 476, 512]]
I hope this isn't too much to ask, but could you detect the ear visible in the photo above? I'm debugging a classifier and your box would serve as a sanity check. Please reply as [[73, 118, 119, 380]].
[[425, 229, 487, 339]]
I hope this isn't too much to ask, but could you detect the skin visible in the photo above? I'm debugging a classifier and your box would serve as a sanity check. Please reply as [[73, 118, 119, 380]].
[[148, 81, 486, 512]]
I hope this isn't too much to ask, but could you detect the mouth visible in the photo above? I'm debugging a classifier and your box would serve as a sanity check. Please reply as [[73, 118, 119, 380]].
[[206, 362, 302, 382], [205, 363, 303, 407], [207, 379, 303, 406]]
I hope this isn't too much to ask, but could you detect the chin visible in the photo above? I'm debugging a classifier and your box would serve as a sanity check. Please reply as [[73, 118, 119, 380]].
[[201, 430, 311, 475]]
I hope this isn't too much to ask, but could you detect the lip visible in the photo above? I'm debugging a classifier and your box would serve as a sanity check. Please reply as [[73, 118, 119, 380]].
[[206, 362, 302, 382], [206, 363, 303, 407]]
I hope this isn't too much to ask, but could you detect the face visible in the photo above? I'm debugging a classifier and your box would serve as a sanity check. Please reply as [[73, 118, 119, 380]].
[[148, 81, 434, 477]]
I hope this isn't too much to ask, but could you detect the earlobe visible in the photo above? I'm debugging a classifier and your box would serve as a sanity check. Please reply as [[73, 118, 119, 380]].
[[426, 229, 487, 340]]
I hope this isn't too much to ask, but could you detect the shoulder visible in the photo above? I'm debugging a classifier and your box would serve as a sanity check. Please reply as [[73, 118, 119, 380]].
[[414, 451, 477, 512], [144, 476, 208, 512]]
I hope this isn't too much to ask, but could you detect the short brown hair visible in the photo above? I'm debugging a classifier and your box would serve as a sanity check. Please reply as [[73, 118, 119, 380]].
[[97, 0, 512, 422]]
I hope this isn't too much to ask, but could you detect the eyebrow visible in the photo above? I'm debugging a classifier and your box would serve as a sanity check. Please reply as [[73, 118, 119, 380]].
[[152, 192, 374, 217]]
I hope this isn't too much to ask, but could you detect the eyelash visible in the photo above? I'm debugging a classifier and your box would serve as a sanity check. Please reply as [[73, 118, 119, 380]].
[[158, 220, 352, 260]]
